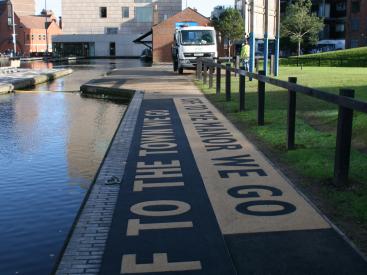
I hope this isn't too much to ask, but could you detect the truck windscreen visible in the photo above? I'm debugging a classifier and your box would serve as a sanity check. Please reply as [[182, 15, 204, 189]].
[[180, 30, 215, 45]]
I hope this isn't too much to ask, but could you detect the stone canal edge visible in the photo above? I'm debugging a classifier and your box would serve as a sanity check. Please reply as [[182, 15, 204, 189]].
[[54, 89, 367, 275]]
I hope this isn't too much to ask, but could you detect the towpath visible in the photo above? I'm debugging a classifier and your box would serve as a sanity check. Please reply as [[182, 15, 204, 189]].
[[55, 66, 367, 275]]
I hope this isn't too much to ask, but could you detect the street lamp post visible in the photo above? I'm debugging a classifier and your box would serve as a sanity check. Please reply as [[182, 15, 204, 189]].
[[45, 0, 49, 56], [7, 0, 17, 56], [12, 1, 16, 56]]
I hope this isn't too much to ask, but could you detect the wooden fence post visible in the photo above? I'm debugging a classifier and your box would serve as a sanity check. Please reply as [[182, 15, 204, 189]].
[[287, 77, 298, 150], [257, 70, 266, 126], [216, 62, 221, 95], [196, 59, 201, 80], [203, 62, 208, 85], [226, 63, 231, 101], [239, 67, 246, 111], [209, 64, 214, 89], [235, 55, 240, 77], [270, 55, 275, 76], [334, 89, 355, 185], [197, 59, 203, 81]]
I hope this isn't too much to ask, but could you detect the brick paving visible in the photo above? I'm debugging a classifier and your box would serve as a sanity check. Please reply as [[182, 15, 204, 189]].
[[55, 91, 143, 275]]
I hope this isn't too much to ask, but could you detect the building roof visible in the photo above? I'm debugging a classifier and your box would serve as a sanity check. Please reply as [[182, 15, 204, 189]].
[[153, 7, 210, 29], [19, 15, 51, 29]]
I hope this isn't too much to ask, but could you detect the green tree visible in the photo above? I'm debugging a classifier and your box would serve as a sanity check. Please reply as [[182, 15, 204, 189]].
[[214, 8, 245, 57], [281, 0, 324, 56]]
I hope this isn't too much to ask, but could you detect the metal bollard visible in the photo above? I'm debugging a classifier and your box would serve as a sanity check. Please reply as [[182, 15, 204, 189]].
[[287, 77, 297, 150], [239, 67, 246, 111], [225, 63, 231, 101], [257, 70, 266, 125], [216, 62, 221, 95]]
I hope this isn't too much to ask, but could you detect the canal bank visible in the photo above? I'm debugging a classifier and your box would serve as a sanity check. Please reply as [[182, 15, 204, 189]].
[[0, 68, 73, 94], [0, 59, 148, 275], [55, 66, 367, 275]]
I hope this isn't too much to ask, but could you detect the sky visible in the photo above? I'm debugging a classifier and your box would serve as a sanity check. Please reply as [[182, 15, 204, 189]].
[[36, 0, 235, 18]]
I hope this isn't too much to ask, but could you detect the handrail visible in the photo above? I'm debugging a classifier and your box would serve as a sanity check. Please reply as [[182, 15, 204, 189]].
[[197, 57, 367, 185], [201, 58, 367, 114]]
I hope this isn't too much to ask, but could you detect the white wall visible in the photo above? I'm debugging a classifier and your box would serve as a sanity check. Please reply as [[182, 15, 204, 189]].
[[58, 0, 181, 56]]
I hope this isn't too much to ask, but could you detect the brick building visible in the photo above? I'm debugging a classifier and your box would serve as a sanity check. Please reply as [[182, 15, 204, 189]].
[[0, 1, 62, 56], [151, 8, 211, 63], [1, 0, 35, 16], [346, 0, 367, 48], [53, 0, 182, 57]]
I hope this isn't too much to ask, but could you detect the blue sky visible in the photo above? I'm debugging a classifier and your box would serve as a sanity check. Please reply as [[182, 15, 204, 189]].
[[36, 0, 234, 18]]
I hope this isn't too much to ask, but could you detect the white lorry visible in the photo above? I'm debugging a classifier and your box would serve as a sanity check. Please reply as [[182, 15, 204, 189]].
[[172, 26, 217, 74]]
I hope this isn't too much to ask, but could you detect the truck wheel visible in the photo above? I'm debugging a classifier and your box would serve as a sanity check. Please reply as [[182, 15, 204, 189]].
[[178, 67, 184, 74]]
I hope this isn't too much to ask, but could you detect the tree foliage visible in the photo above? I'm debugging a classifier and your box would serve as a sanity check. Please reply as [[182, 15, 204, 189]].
[[214, 8, 245, 56], [281, 0, 324, 56]]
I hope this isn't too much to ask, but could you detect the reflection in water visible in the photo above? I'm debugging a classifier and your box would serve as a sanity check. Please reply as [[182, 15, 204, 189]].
[[21, 59, 151, 92], [0, 84, 125, 273]]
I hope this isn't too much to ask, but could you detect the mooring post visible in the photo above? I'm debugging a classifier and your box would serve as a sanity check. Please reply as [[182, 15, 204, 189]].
[[216, 61, 221, 95], [226, 63, 231, 101], [239, 67, 246, 111], [287, 77, 298, 150], [334, 89, 355, 186], [257, 70, 266, 126]]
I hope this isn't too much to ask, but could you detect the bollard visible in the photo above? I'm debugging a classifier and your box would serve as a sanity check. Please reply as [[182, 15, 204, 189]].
[[209, 65, 214, 89], [216, 62, 221, 95], [196, 59, 201, 80], [226, 63, 231, 101], [257, 70, 266, 126], [334, 89, 355, 186], [287, 77, 297, 150], [235, 55, 240, 77], [197, 60, 203, 81], [270, 55, 275, 76], [239, 67, 246, 111], [203, 63, 208, 85]]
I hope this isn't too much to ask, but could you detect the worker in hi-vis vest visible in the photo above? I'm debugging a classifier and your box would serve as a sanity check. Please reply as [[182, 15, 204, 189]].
[[240, 40, 250, 71]]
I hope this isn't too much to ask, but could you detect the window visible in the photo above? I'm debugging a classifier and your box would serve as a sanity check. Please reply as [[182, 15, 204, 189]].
[[31, 34, 34, 40], [335, 23, 345, 32], [350, 39, 359, 48], [27, 34, 30, 41], [43, 35, 46, 40], [39, 35, 42, 40], [335, 2, 346, 11], [351, 1, 360, 13], [136, 7, 152, 23], [180, 30, 215, 45], [106, 27, 118, 34], [100, 7, 107, 18], [351, 19, 360, 31], [122, 7, 129, 18]]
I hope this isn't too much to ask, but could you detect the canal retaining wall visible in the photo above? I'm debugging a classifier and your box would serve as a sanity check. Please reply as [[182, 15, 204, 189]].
[[0, 68, 73, 94]]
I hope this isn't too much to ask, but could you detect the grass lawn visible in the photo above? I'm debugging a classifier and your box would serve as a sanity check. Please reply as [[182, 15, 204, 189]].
[[281, 47, 367, 67], [196, 66, 367, 228]]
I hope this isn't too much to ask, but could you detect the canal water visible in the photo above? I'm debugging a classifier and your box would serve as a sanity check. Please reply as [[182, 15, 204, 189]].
[[0, 59, 146, 275]]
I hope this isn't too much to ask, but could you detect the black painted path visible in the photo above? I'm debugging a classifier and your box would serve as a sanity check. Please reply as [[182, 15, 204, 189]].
[[100, 98, 367, 275]]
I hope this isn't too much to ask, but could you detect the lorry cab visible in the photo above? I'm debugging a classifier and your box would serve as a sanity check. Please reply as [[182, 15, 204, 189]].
[[172, 26, 217, 74]]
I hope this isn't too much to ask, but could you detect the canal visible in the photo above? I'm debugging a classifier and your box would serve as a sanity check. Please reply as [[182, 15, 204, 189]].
[[0, 59, 146, 275]]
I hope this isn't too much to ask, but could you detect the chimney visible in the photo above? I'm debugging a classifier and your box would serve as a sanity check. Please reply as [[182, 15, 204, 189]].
[[153, 3, 159, 25], [59, 16, 62, 29]]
